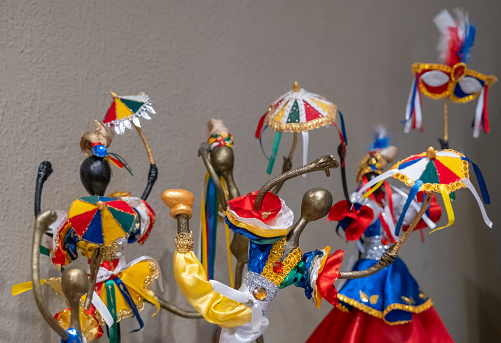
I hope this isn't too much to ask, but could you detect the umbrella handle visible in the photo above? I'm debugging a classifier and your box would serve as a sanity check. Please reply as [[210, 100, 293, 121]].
[[83, 247, 103, 310], [339, 193, 432, 279], [134, 125, 154, 164], [134, 125, 158, 201]]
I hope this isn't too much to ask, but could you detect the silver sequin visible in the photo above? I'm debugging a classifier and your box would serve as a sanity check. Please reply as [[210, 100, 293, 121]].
[[361, 235, 389, 260], [243, 272, 279, 302]]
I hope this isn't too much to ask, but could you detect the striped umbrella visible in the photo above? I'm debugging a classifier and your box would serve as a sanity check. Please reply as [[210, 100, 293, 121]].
[[103, 92, 156, 135], [68, 196, 139, 246], [356, 147, 491, 236], [255, 82, 346, 175]]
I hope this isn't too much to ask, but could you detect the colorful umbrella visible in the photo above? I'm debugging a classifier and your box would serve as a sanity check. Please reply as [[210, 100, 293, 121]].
[[68, 196, 139, 246], [404, 9, 497, 146], [103, 92, 156, 135], [255, 82, 346, 176], [356, 147, 492, 236]]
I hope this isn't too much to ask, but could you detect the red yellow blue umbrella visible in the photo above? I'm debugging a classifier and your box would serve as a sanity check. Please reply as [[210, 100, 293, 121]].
[[68, 196, 139, 246], [356, 147, 492, 235]]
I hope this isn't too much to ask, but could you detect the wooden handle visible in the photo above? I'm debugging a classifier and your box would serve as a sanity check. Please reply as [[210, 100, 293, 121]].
[[162, 189, 194, 219]]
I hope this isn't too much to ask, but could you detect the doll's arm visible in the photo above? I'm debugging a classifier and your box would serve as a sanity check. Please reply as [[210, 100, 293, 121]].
[[162, 189, 252, 325], [34, 161, 53, 218], [140, 163, 158, 201]]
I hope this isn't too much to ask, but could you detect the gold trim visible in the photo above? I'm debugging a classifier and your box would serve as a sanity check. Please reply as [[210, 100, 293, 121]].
[[356, 152, 386, 183], [389, 149, 468, 193], [266, 104, 337, 133], [225, 210, 289, 238], [261, 238, 303, 286], [337, 294, 434, 325], [412, 62, 498, 104]]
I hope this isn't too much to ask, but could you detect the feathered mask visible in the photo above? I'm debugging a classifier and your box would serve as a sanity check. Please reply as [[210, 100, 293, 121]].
[[404, 9, 497, 138]]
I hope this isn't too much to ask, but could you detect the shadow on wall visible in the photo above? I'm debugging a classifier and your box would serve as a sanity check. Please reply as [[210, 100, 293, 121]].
[[465, 277, 501, 342]]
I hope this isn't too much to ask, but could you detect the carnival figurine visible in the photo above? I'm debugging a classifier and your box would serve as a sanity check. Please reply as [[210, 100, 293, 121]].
[[163, 155, 423, 343], [308, 137, 492, 342], [15, 93, 165, 343]]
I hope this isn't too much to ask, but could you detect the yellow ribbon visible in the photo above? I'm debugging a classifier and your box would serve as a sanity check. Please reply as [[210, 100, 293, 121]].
[[430, 187, 455, 233], [362, 180, 385, 199], [220, 177, 235, 289]]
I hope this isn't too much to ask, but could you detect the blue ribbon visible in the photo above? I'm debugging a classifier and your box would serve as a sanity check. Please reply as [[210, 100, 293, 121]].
[[461, 157, 490, 204], [206, 176, 218, 279], [402, 76, 418, 126], [113, 278, 144, 333], [338, 111, 348, 145], [395, 180, 423, 236], [259, 125, 270, 160]]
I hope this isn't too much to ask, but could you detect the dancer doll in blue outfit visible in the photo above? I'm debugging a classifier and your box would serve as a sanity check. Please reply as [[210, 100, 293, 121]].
[[308, 128, 452, 343]]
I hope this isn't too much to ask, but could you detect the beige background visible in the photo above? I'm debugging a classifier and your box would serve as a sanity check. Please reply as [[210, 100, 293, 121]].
[[1, 1, 500, 342]]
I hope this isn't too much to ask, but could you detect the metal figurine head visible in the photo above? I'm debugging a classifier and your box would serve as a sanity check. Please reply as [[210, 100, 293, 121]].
[[79, 121, 113, 195], [207, 119, 235, 175]]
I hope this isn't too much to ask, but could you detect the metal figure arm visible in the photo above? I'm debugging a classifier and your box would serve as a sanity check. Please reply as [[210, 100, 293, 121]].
[[135, 125, 158, 201], [254, 155, 338, 211], [34, 161, 53, 218], [31, 211, 68, 340]]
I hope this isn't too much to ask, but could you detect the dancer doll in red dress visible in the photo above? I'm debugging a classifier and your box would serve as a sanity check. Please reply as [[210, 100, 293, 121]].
[[307, 129, 453, 343]]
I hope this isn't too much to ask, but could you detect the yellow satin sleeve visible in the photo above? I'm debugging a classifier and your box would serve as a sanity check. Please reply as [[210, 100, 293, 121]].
[[173, 251, 252, 327]]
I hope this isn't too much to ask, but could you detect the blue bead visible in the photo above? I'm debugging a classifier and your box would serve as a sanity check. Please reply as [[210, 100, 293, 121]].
[[92, 144, 108, 157], [62, 328, 83, 343]]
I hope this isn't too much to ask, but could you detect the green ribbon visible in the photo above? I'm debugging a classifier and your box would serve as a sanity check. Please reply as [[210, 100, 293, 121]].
[[267, 132, 282, 174], [105, 280, 118, 343]]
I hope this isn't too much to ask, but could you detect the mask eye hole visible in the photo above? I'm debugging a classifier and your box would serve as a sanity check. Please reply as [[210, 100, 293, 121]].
[[421, 70, 450, 87], [458, 77, 483, 94]]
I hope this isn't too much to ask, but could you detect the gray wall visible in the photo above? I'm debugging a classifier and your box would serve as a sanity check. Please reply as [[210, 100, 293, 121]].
[[2, 1, 500, 342]]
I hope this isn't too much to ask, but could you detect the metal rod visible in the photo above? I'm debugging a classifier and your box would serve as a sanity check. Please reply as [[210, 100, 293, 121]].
[[83, 247, 102, 310], [444, 98, 448, 143], [134, 125, 154, 164], [32, 211, 68, 340]]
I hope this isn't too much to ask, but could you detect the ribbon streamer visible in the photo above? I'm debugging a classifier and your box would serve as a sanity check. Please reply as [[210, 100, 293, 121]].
[[430, 187, 455, 232], [462, 178, 493, 228], [209, 280, 263, 334], [473, 87, 485, 138], [301, 131, 309, 177], [267, 132, 282, 174], [394, 180, 423, 236]]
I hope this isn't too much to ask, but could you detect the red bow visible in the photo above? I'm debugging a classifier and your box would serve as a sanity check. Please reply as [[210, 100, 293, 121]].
[[328, 200, 374, 241], [317, 250, 344, 306]]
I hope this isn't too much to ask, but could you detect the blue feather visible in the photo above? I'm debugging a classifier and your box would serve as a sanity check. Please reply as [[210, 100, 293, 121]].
[[460, 23, 476, 63]]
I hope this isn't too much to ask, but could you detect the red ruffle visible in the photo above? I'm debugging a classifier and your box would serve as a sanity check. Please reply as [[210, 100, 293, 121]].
[[307, 307, 453, 343], [328, 200, 374, 241], [228, 191, 282, 223], [137, 199, 156, 245], [317, 250, 344, 306]]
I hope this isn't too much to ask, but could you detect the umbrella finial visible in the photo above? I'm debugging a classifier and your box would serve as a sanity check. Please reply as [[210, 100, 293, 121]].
[[292, 81, 300, 92], [96, 201, 105, 211], [110, 92, 117, 99], [426, 146, 436, 159]]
